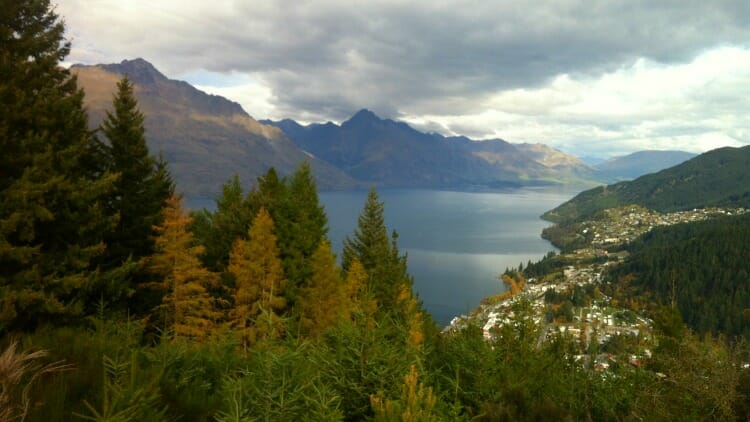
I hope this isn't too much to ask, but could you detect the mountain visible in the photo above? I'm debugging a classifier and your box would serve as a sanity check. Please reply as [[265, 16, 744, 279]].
[[594, 150, 697, 181], [542, 145, 750, 223], [263, 110, 600, 188], [72, 58, 359, 196], [579, 155, 608, 166]]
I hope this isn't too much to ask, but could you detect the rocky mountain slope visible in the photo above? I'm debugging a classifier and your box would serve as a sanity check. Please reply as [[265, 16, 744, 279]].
[[72, 59, 359, 196]]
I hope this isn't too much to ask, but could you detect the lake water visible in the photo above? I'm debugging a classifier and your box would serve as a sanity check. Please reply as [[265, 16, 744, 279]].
[[187, 186, 580, 325], [320, 187, 580, 325]]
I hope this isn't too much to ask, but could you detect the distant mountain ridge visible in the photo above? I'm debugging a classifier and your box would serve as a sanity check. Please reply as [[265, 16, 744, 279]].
[[73, 58, 700, 196], [594, 150, 696, 181], [543, 145, 750, 223], [72, 58, 359, 196], [263, 110, 600, 188]]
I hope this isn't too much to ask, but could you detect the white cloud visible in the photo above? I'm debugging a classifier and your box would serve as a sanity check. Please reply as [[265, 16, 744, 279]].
[[194, 79, 278, 121], [403, 46, 750, 157]]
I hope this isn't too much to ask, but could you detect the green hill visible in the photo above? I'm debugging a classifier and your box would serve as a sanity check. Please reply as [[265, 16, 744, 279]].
[[593, 150, 696, 181], [605, 213, 750, 338], [543, 145, 750, 223]]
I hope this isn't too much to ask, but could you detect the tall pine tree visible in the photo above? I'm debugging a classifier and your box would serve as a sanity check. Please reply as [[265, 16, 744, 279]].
[[278, 162, 329, 302], [100, 77, 174, 268], [191, 175, 254, 272], [342, 188, 413, 314], [0, 0, 117, 331], [244, 164, 329, 306]]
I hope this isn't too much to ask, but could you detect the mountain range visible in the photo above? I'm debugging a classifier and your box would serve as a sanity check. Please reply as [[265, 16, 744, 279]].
[[543, 145, 750, 223], [71, 59, 359, 196], [594, 150, 696, 181], [72, 58, 698, 196], [263, 111, 599, 188]]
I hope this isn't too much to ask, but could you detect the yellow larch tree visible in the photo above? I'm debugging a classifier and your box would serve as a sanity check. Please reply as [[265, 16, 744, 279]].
[[398, 285, 425, 353], [299, 241, 348, 338], [148, 195, 221, 341], [344, 258, 377, 329], [370, 365, 438, 422], [228, 207, 287, 348]]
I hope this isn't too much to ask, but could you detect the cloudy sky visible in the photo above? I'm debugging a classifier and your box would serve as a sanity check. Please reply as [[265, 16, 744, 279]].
[[58, 0, 750, 158]]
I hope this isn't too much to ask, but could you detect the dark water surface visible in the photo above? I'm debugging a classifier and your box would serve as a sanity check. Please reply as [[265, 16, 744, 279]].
[[187, 186, 580, 325]]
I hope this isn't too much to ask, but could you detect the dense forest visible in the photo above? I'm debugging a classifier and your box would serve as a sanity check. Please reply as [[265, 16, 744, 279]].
[[1, 1, 749, 420], [605, 213, 750, 338]]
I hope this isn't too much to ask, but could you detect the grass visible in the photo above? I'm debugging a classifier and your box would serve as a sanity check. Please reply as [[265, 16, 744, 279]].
[[0, 341, 71, 422]]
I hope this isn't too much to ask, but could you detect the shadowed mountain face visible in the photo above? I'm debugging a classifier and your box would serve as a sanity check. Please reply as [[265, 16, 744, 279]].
[[594, 150, 697, 181], [72, 59, 359, 196], [543, 145, 750, 223], [264, 110, 601, 188], [74, 58, 602, 193]]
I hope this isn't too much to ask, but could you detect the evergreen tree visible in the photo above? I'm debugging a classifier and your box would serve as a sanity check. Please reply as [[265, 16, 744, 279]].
[[100, 77, 174, 268], [247, 167, 286, 214], [191, 175, 254, 272], [342, 188, 413, 314], [228, 208, 287, 348], [148, 195, 220, 341], [0, 0, 117, 331], [243, 164, 329, 307], [280, 162, 329, 295]]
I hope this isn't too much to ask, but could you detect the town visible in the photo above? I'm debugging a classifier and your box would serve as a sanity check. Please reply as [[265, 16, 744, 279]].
[[446, 205, 748, 372]]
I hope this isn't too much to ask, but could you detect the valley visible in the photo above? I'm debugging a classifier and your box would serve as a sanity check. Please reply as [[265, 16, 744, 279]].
[[5, 1, 750, 417]]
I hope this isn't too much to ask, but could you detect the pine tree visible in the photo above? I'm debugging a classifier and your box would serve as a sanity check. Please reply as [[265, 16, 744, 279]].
[[191, 175, 254, 272], [101, 77, 174, 268], [228, 208, 287, 348], [281, 162, 329, 295], [247, 167, 286, 214], [148, 195, 220, 341], [299, 241, 346, 338], [342, 188, 413, 314], [244, 164, 329, 307], [0, 0, 117, 330]]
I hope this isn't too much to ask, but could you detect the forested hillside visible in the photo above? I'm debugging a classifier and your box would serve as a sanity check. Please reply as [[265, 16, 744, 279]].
[[543, 145, 750, 223], [605, 213, 750, 338], [2, 2, 749, 420]]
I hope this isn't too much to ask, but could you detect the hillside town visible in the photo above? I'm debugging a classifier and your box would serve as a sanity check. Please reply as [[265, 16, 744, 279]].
[[446, 205, 749, 371]]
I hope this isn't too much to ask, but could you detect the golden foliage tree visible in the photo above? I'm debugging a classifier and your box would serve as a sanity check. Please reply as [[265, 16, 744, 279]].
[[344, 259, 377, 330], [228, 207, 287, 348], [148, 195, 221, 341], [398, 286, 425, 353], [370, 365, 437, 422], [299, 241, 348, 338]]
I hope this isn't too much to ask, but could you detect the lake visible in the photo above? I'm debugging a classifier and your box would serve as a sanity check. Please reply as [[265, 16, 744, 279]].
[[321, 187, 579, 325], [187, 186, 580, 326]]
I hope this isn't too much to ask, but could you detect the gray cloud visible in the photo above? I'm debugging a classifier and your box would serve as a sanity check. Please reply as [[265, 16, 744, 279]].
[[57, 0, 750, 155], [58, 1, 750, 121]]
